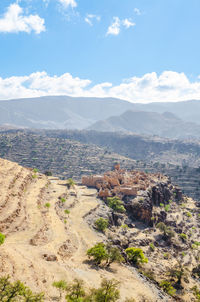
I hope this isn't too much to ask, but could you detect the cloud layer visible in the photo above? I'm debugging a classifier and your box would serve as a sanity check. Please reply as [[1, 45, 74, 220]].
[[106, 16, 135, 36], [0, 3, 45, 34], [58, 0, 77, 9], [0, 71, 200, 103]]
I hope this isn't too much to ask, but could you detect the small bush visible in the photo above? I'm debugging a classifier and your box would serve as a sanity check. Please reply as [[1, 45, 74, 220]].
[[125, 247, 148, 265], [45, 203, 51, 208], [93, 279, 120, 302], [160, 280, 176, 296], [121, 224, 129, 229], [179, 233, 187, 241], [67, 178, 76, 188], [164, 205, 170, 212], [60, 198, 66, 203], [107, 197, 125, 213], [0, 233, 5, 245], [64, 209, 70, 215], [163, 253, 170, 259], [149, 243, 155, 251], [87, 243, 108, 265], [186, 212, 192, 218], [94, 218, 109, 233], [87, 243, 124, 266]]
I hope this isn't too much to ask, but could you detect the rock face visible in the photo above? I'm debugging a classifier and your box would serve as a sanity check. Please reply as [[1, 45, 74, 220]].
[[82, 165, 183, 225]]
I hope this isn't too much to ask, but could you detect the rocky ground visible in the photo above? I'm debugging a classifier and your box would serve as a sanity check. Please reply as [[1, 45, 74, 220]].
[[0, 158, 172, 302], [83, 167, 200, 302]]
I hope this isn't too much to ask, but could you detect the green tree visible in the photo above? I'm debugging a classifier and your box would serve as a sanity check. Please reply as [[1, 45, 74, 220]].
[[107, 197, 125, 213], [105, 244, 124, 267], [0, 276, 44, 301], [65, 279, 85, 302], [93, 279, 120, 302], [87, 243, 123, 267], [94, 218, 109, 233], [87, 243, 108, 265], [125, 248, 148, 266]]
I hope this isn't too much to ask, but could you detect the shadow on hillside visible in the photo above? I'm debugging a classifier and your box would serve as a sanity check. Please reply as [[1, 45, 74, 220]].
[[83, 259, 117, 273]]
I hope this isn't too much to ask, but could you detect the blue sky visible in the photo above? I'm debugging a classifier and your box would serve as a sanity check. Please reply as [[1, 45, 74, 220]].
[[0, 0, 200, 102]]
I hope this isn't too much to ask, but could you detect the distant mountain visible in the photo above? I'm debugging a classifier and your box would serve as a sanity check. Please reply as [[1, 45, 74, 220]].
[[131, 99, 200, 125], [0, 96, 134, 129], [88, 110, 200, 139], [0, 96, 200, 133]]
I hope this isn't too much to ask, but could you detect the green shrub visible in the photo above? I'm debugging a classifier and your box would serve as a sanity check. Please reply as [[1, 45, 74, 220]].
[[87, 243, 124, 266], [65, 279, 85, 302], [156, 222, 175, 240], [0, 275, 44, 301], [67, 178, 76, 188], [92, 279, 120, 302], [149, 243, 155, 251], [163, 253, 170, 259], [121, 224, 129, 229], [186, 212, 192, 218], [52, 280, 67, 299], [164, 205, 170, 212], [107, 197, 125, 213], [160, 281, 176, 296], [160, 203, 164, 207], [125, 247, 148, 265], [94, 218, 109, 233], [179, 233, 187, 241], [45, 203, 51, 208], [64, 209, 70, 215], [87, 243, 108, 265], [192, 286, 200, 301], [61, 198, 66, 203], [0, 233, 5, 245]]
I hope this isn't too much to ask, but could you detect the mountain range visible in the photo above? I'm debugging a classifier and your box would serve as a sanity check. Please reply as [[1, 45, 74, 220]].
[[88, 110, 200, 139], [1, 96, 200, 138]]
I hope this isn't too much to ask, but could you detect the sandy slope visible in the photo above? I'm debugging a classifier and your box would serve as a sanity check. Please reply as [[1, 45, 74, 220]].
[[0, 158, 170, 301]]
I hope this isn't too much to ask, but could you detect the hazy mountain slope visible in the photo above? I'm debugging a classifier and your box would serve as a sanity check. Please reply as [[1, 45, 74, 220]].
[[88, 110, 200, 139], [0, 96, 135, 129], [132, 99, 200, 125], [0, 96, 200, 130]]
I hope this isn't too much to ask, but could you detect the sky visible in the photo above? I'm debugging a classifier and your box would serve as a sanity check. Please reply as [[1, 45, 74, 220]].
[[0, 0, 200, 102]]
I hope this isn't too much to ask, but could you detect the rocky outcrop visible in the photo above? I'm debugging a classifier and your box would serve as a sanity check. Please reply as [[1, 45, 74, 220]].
[[83, 165, 183, 225]]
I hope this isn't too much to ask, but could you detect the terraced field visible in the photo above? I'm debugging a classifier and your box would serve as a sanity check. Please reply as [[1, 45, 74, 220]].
[[0, 158, 168, 301], [0, 130, 200, 201]]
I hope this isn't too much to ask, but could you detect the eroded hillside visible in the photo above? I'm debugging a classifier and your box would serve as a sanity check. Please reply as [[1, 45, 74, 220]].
[[0, 158, 170, 302]]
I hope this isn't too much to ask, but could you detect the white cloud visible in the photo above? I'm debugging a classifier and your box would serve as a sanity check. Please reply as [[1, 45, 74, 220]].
[[85, 14, 101, 26], [106, 17, 121, 36], [0, 3, 45, 34], [106, 17, 135, 36], [123, 19, 135, 29], [58, 0, 77, 9], [134, 8, 141, 15], [0, 71, 200, 103]]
